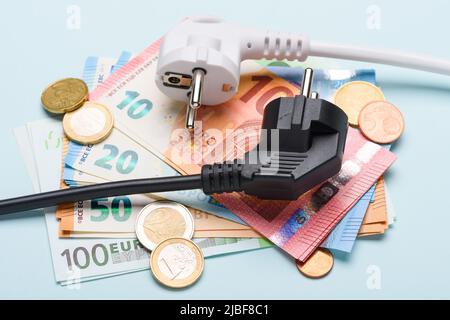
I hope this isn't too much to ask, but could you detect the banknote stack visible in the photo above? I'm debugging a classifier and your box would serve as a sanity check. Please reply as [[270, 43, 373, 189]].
[[14, 37, 401, 286]]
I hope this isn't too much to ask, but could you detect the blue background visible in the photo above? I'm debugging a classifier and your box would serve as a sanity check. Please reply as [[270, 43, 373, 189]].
[[0, 0, 449, 299]]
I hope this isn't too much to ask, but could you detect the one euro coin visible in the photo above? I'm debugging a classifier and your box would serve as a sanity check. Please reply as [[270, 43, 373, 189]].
[[150, 237, 204, 288], [62, 102, 114, 145]]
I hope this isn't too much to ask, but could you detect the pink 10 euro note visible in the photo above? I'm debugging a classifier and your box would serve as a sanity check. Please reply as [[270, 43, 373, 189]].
[[215, 127, 396, 261]]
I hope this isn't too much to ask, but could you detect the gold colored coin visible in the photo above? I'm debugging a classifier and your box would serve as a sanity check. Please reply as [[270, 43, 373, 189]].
[[296, 248, 334, 279], [358, 100, 404, 144], [144, 208, 186, 244], [333, 81, 385, 126], [41, 78, 88, 114], [62, 102, 113, 145], [150, 238, 204, 289]]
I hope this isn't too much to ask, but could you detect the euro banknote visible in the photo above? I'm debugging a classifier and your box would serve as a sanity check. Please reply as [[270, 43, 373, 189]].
[[358, 177, 389, 236], [362, 177, 387, 225], [82, 56, 116, 90], [322, 185, 375, 252], [14, 118, 271, 284], [111, 51, 132, 73], [385, 182, 396, 225], [57, 194, 259, 238]]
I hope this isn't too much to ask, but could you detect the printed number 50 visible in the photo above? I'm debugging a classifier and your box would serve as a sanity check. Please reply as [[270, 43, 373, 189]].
[[90, 197, 132, 222]]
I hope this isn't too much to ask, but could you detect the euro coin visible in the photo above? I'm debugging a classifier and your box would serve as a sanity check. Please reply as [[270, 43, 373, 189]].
[[296, 248, 334, 279], [358, 100, 404, 144], [62, 102, 113, 145], [135, 201, 194, 251], [150, 237, 204, 288], [333, 81, 385, 126], [41, 78, 88, 114]]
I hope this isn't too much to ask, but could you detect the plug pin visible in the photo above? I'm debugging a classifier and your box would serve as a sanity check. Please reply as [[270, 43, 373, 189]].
[[300, 68, 314, 97], [186, 69, 205, 129], [185, 105, 197, 130]]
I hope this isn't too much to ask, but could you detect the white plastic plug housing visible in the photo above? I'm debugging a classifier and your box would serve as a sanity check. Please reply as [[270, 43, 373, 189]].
[[155, 16, 310, 105], [156, 16, 450, 107]]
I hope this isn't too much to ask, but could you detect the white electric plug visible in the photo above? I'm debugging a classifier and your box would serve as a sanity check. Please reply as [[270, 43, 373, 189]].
[[156, 16, 450, 128]]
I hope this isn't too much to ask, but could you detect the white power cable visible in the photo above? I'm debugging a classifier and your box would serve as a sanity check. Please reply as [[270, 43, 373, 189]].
[[309, 41, 450, 75], [156, 16, 450, 112]]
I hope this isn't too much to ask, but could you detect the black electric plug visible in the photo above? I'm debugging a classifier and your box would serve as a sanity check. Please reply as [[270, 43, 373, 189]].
[[201, 68, 348, 200]]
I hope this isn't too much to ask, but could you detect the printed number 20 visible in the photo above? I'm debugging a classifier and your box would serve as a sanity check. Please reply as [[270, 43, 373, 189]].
[[94, 144, 138, 174]]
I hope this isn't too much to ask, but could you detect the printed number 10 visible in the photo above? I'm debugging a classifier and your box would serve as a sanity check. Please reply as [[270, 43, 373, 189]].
[[116, 90, 152, 119]]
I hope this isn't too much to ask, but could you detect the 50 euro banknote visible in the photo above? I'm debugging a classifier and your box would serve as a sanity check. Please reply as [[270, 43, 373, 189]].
[[57, 192, 260, 239]]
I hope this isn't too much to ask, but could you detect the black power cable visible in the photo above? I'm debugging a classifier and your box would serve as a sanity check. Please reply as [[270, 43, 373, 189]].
[[0, 175, 202, 215]]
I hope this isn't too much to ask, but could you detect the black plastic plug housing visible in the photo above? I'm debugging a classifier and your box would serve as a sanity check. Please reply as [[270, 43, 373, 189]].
[[201, 92, 348, 200], [239, 94, 348, 200]]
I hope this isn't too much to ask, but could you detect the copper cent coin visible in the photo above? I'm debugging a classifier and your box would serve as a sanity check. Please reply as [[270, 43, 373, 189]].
[[296, 248, 334, 278], [358, 100, 404, 144]]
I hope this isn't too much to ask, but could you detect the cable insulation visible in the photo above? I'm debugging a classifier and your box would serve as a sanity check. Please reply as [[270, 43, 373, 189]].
[[309, 41, 450, 76], [0, 175, 202, 216]]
